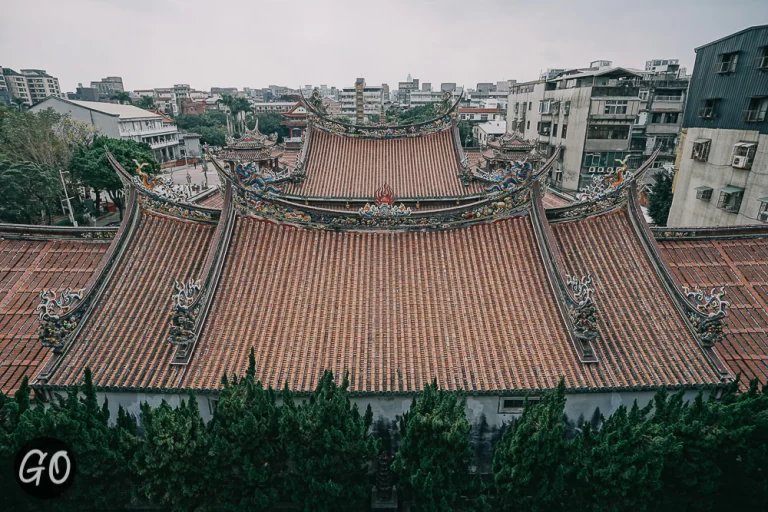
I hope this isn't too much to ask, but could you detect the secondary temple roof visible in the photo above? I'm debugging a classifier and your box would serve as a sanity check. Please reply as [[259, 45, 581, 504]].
[[1, 93, 765, 396]]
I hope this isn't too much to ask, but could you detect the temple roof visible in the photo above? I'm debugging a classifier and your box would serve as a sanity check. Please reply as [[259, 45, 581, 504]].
[[657, 231, 768, 387], [280, 128, 485, 200], [0, 228, 112, 394], [41, 211, 215, 389]]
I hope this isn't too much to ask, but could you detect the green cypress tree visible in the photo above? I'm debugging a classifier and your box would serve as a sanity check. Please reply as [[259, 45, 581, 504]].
[[135, 394, 210, 510], [647, 169, 674, 226], [206, 348, 283, 510], [280, 370, 378, 512], [493, 379, 572, 511], [392, 379, 485, 511]]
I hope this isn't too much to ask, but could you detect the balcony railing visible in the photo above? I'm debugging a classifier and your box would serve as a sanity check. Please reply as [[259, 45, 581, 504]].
[[743, 110, 767, 122], [592, 86, 640, 98]]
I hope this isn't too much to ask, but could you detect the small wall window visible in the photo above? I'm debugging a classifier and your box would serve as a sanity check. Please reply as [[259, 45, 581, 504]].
[[695, 186, 713, 202], [562, 124, 568, 138], [758, 199, 768, 222], [564, 101, 571, 115], [691, 139, 711, 162], [539, 100, 551, 114], [499, 396, 540, 414], [731, 142, 757, 169], [699, 98, 720, 119], [743, 97, 768, 122], [716, 52, 739, 73], [527, 120, 530, 130], [717, 187, 744, 213], [639, 90, 650, 101], [552, 123, 558, 137], [757, 47, 768, 70], [207, 398, 219, 415], [528, 102, 532, 111]]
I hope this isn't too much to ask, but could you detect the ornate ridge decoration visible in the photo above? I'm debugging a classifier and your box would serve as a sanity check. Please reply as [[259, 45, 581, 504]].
[[168, 278, 201, 351], [682, 286, 730, 347], [578, 157, 631, 202], [79, 230, 116, 240], [138, 195, 217, 223], [36, 288, 85, 353], [549, 194, 626, 222], [304, 90, 462, 140], [565, 275, 598, 353], [358, 184, 412, 218], [308, 88, 328, 115], [234, 161, 286, 195], [132, 160, 192, 203], [478, 160, 533, 195]]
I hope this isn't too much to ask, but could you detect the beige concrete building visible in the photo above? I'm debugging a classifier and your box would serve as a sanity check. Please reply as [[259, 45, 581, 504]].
[[2, 67, 63, 105]]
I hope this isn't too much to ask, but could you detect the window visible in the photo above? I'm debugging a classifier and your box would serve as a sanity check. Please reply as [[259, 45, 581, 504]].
[[699, 98, 719, 119], [758, 47, 768, 70], [480, 114, 488, 121], [759, 198, 768, 222], [528, 101, 532, 111], [552, 123, 558, 137], [499, 396, 540, 413], [691, 139, 711, 162], [604, 100, 628, 114], [744, 97, 768, 122], [716, 52, 739, 73], [587, 125, 630, 139], [208, 398, 219, 415], [717, 187, 744, 213], [695, 186, 713, 202], [564, 101, 571, 115], [537, 121, 551, 135], [527, 120, 530, 129], [639, 90, 650, 101], [562, 124, 568, 138], [651, 112, 679, 124]]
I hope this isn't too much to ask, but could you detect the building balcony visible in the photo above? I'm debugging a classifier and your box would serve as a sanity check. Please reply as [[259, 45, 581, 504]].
[[650, 98, 684, 112], [120, 125, 177, 137], [588, 113, 637, 121], [537, 133, 550, 143], [644, 123, 681, 135], [584, 139, 632, 152], [147, 138, 179, 149]]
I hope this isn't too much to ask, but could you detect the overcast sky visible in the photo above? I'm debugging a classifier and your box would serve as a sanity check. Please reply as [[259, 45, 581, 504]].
[[1, 0, 766, 92]]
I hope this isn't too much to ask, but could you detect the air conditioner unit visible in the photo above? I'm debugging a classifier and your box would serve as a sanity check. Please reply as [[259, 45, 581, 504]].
[[731, 155, 750, 169], [597, 167, 605, 173], [589, 166, 597, 173], [759, 211, 768, 223], [606, 167, 614, 173]]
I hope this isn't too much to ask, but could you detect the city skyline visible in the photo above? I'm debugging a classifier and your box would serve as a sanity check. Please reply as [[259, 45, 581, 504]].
[[2, 0, 766, 92]]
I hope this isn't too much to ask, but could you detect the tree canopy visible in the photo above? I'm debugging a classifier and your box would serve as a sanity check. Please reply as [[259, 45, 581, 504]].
[[69, 136, 158, 219], [134, 95, 156, 110]]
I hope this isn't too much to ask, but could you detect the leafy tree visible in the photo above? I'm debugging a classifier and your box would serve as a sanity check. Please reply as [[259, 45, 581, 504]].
[[493, 379, 572, 511], [368, 113, 381, 124], [392, 380, 485, 511], [206, 348, 284, 511], [647, 168, 674, 226], [458, 120, 475, 147], [332, 115, 353, 124], [12, 97, 28, 110], [198, 126, 227, 147], [387, 103, 439, 125], [69, 136, 158, 219], [280, 371, 378, 512], [0, 157, 61, 224], [0, 108, 73, 169], [253, 112, 288, 142], [135, 394, 209, 510], [134, 95, 156, 110], [110, 91, 132, 105]]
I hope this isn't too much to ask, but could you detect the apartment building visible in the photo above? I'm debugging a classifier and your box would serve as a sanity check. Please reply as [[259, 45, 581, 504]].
[[340, 78, 384, 123], [0, 67, 10, 105], [31, 97, 181, 162], [668, 25, 768, 227], [90, 76, 124, 101], [2, 67, 63, 105], [507, 66, 643, 192]]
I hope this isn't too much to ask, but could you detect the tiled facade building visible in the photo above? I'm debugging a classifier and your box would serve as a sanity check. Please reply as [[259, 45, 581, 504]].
[[1, 89, 765, 431]]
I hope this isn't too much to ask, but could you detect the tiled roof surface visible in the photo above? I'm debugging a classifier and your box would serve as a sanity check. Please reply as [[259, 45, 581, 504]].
[[197, 192, 224, 209], [464, 148, 484, 168], [542, 192, 572, 209], [658, 238, 768, 385], [552, 210, 721, 388], [181, 215, 588, 393], [45, 212, 214, 388], [0, 238, 109, 394], [281, 129, 486, 199]]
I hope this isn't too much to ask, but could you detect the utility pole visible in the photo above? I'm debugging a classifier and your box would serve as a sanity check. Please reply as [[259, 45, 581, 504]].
[[59, 169, 78, 227]]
